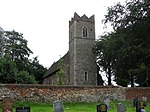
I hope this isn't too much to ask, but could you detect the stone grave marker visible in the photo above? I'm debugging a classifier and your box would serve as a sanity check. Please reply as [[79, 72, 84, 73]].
[[97, 104, 107, 112], [117, 103, 126, 112], [109, 96, 114, 101], [135, 101, 146, 112], [104, 98, 110, 110], [132, 97, 138, 107], [53, 100, 64, 112], [16, 107, 30, 112], [2, 97, 14, 112], [142, 96, 147, 102]]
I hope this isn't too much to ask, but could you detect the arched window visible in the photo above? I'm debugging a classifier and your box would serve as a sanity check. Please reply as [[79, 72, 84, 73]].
[[83, 27, 87, 37]]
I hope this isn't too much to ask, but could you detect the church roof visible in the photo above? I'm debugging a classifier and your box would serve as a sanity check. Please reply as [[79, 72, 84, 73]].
[[43, 52, 69, 79]]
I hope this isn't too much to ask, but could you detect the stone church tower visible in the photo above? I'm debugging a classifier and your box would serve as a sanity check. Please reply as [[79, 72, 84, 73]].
[[69, 12, 97, 85], [43, 13, 99, 86]]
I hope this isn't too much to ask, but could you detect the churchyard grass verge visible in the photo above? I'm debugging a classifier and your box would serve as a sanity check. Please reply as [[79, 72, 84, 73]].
[[0, 101, 150, 112]]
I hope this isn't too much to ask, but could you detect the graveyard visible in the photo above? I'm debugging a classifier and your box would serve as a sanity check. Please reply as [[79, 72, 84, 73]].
[[0, 100, 150, 112], [0, 84, 150, 112]]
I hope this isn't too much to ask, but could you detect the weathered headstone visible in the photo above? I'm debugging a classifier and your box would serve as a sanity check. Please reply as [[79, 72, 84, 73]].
[[117, 103, 126, 112], [109, 96, 114, 101], [104, 98, 110, 110], [133, 97, 138, 107], [2, 97, 14, 112], [53, 100, 64, 112], [16, 107, 30, 112], [135, 101, 146, 112], [142, 96, 147, 102], [97, 104, 107, 112]]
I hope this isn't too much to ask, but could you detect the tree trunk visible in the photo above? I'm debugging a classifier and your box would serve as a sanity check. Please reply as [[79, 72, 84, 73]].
[[108, 67, 112, 85], [130, 74, 134, 87], [97, 65, 104, 85]]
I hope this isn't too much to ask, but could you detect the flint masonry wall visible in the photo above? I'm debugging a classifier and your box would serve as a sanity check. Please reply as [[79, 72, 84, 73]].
[[0, 84, 150, 103]]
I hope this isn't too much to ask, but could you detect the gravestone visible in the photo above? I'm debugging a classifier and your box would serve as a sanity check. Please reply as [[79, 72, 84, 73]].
[[117, 103, 126, 112], [109, 96, 114, 101], [16, 107, 30, 112], [132, 97, 138, 107], [135, 101, 146, 112], [97, 104, 107, 112], [104, 98, 110, 110], [2, 97, 14, 112], [142, 96, 147, 102], [53, 100, 64, 112]]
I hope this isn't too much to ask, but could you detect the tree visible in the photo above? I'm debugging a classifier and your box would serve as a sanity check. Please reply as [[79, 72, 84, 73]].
[[27, 56, 47, 84], [0, 29, 47, 84], [4, 30, 33, 70], [16, 71, 37, 84], [95, 33, 115, 85], [0, 56, 18, 83], [95, 0, 150, 86]]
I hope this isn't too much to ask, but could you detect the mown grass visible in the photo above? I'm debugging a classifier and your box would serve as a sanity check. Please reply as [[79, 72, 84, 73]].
[[0, 101, 150, 112]]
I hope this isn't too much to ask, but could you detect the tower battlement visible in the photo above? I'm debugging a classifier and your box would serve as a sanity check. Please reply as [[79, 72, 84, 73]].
[[69, 12, 95, 26]]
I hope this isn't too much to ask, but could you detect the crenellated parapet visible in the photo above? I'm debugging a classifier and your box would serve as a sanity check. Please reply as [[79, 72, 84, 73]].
[[69, 12, 95, 26]]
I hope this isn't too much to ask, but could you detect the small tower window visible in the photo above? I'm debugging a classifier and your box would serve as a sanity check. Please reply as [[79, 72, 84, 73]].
[[84, 71, 88, 81], [83, 27, 87, 37]]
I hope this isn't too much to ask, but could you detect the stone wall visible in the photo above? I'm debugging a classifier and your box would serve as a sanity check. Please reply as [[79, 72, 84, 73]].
[[126, 87, 150, 100], [0, 84, 150, 103]]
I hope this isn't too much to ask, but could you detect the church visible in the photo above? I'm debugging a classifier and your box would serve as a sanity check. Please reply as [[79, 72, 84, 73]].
[[43, 12, 103, 85]]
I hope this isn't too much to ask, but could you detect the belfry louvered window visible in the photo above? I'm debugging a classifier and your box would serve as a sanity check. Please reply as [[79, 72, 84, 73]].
[[83, 27, 87, 37]]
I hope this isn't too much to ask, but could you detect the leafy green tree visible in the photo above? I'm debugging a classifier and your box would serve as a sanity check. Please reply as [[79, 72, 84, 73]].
[[16, 71, 37, 84], [95, 33, 114, 85], [0, 56, 18, 83], [4, 30, 33, 71], [27, 56, 47, 84], [0, 30, 47, 84], [95, 0, 150, 86]]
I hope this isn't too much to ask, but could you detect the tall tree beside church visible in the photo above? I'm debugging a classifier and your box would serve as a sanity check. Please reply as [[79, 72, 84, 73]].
[[4, 30, 33, 71], [0, 56, 18, 83], [95, 33, 115, 85], [27, 56, 47, 84], [95, 0, 150, 86], [0, 30, 47, 84]]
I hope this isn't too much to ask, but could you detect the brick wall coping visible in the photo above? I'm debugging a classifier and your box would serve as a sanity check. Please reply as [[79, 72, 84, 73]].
[[0, 84, 150, 89], [0, 84, 119, 88], [126, 87, 150, 90]]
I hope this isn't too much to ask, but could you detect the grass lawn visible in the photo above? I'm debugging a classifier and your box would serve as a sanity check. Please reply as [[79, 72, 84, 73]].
[[0, 101, 150, 112]]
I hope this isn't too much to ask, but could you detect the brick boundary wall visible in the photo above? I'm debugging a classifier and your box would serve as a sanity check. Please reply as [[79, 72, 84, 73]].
[[0, 84, 150, 102]]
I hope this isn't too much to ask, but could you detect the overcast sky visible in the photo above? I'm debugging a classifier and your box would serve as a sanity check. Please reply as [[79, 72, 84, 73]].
[[0, 0, 126, 68]]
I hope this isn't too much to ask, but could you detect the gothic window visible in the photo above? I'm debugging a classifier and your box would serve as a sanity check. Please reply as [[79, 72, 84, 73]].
[[83, 27, 87, 37], [84, 71, 88, 81]]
